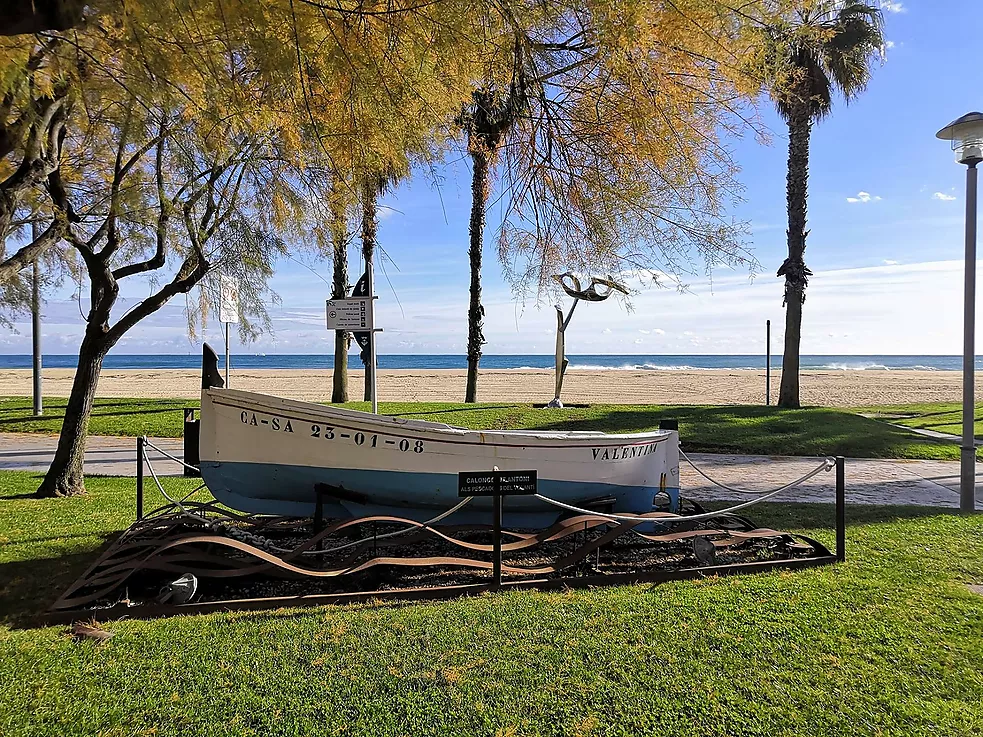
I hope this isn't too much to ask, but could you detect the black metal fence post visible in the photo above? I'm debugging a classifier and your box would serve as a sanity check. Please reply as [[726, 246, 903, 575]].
[[136, 436, 144, 521], [183, 408, 201, 477], [313, 486, 324, 551], [493, 494, 503, 589], [835, 456, 845, 562]]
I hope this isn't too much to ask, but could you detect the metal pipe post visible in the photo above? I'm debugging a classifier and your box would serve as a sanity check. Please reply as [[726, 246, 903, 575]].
[[766, 319, 771, 406], [492, 494, 503, 589], [961, 163, 978, 514], [368, 260, 378, 414], [835, 456, 845, 562], [224, 322, 230, 388], [136, 436, 145, 521], [31, 259, 42, 416]]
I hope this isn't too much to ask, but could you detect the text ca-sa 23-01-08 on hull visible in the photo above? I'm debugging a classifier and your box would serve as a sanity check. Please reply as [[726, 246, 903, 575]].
[[196, 344, 680, 525]]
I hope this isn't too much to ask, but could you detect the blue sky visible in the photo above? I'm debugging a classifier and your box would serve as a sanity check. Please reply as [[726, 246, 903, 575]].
[[4, 0, 981, 356]]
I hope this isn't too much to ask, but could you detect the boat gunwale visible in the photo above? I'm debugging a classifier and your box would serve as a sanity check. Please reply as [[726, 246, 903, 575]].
[[205, 388, 674, 449]]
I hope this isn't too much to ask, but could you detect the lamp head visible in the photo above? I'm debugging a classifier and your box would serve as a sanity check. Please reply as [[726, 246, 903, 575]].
[[937, 112, 983, 166]]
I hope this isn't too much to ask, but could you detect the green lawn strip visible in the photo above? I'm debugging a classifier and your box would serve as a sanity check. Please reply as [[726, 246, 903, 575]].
[[0, 471, 982, 735], [0, 396, 961, 460], [0, 396, 191, 437], [853, 402, 983, 438]]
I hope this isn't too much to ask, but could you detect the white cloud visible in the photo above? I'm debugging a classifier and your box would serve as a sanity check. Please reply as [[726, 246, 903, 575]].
[[882, 260, 900, 265], [880, 1, 905, 12], [634, 338, 644, 344], [638, 329, 651, 334], [846, 191, 882, 204], [654, 328, 665, 335], [933, 192, 957, 201]]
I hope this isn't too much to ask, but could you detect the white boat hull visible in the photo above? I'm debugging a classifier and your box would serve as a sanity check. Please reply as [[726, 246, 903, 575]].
[[197, 348, 679, 524]]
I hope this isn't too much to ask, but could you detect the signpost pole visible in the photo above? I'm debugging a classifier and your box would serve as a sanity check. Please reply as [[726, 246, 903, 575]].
[[367, 260, 378, 414], [492, 493, 503, 589], [219, 275, 239, 389], [32, 262, 42, 417], [224, 322, 230, 388], [31, 220, 42, 416], [766, 319, 771, 406]]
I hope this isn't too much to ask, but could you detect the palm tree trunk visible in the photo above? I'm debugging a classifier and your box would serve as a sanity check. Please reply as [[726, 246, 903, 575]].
[[330, 185, 349, 403], [779, 112, 812, 409], [35, 330, 107, 497], [465, 146, 489, 403], [360, 177, 378, 403]]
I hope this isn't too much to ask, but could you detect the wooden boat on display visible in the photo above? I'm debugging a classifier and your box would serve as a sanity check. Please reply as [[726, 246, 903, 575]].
[[198, 344, 680, 525]]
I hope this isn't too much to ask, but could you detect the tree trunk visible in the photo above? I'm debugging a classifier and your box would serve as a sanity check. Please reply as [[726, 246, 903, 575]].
[[330, 185, 349, 403], [360, 177, 377, 403], [778, 112, 812, 409], [465, 146, 489, 403], [35, 331, 107, 497]]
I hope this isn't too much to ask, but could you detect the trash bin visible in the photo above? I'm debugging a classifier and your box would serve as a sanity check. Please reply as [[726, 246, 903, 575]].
[[183, 408, 201, 477]]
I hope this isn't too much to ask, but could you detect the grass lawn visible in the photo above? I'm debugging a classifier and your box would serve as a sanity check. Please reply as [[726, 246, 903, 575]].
[[1, 471, 982, 735], [0, 396, 971, 460], [854, 402, 983, 439]]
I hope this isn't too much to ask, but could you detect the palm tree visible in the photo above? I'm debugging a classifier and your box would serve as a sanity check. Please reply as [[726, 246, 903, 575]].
[[460, 70, 527, 403], [765, 1, 883, 408], [329, 179, 350, 403], [358, 170, 397, 401]]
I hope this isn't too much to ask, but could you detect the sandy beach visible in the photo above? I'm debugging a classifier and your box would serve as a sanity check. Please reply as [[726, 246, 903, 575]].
[[0, 367, 978, 406]]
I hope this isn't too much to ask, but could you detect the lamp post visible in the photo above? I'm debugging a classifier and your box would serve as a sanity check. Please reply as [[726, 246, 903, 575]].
[[937, 111, 983, 514]]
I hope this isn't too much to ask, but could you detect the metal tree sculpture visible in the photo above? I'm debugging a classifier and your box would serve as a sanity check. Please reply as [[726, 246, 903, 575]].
[[547, 273, 628, 408]]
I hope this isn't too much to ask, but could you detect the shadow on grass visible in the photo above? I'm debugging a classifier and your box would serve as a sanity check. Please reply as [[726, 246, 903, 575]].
[[0, 535, 115, 629], [530, 406, 957, 459], [0, 406, 188, 429], [388, 405, 516, 417]]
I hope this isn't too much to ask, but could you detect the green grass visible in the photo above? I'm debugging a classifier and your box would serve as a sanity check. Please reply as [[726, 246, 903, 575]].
[[0, 396, 192, 437], [0, 396, 969, 460], [1, 470, 982, 735], [854, 402, 983, 439]]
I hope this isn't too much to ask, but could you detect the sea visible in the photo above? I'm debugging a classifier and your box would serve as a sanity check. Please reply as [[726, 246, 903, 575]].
[[0, 354, 977, 371]]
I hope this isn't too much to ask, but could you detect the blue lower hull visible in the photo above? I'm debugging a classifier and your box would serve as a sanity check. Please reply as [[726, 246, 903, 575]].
[[201, 461, 679, 526]]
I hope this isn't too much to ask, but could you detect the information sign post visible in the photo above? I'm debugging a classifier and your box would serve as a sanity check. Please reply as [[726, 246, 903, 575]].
[[327, 289, 381, 413], [219, 276, 239, 387]]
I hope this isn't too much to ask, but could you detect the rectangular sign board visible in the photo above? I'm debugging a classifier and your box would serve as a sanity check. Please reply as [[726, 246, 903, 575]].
[[219, 275, 239, 324], [326, 297, 374, 331], [458, 470, 537, 497]]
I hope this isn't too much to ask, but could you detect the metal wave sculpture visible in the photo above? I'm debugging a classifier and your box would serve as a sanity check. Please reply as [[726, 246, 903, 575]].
[[548, 273, 629, 408], [48, 497, 828, 620]]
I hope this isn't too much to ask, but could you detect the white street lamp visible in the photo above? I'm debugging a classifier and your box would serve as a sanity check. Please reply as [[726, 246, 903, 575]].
[[937, 111, 983, 514]]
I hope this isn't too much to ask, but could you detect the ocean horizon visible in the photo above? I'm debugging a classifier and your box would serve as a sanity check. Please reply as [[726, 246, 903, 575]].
[[0, 354, 977, 371]]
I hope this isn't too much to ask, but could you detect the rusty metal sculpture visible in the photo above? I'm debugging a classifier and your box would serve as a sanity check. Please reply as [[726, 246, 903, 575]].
[[47, 494, 832, 622], [547, 273, 629, 408]]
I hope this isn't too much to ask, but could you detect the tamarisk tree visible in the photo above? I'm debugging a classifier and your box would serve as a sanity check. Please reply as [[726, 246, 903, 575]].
[[37, 100, 298, 497], [490, 2, 764, 293], [0, 37, 75, 317]]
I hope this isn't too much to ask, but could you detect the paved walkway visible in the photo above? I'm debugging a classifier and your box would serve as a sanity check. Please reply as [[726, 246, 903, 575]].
[[2, 433, 981, 508], [0, 433, 186, 476], [682, 452, 983, 509]]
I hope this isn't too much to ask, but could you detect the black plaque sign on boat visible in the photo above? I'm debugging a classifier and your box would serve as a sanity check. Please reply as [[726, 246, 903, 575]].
[[458, 470, 537, 497]]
